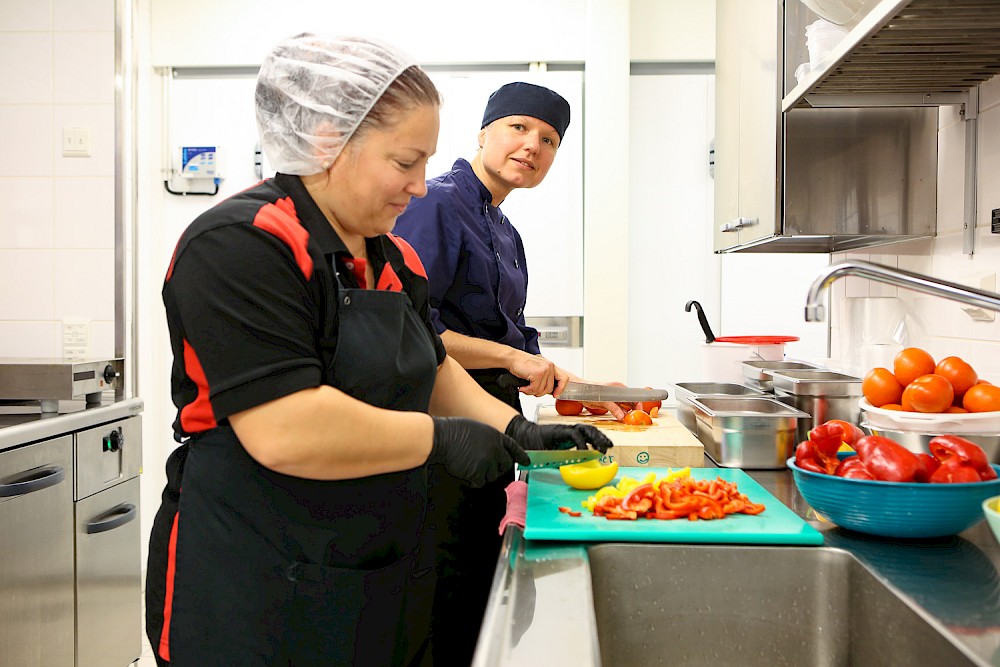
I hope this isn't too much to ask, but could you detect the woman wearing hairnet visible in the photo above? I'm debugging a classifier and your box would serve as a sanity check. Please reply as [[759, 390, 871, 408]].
[[393, 82, 621, 665], [144, 35, 611, 666]]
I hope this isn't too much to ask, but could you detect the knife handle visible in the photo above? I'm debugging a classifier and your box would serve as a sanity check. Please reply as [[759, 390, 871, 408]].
[[497, 373, 531, 389]]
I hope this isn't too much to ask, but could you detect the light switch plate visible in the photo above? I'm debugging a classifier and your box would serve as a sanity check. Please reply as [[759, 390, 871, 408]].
[[62, 127, 92, 157]]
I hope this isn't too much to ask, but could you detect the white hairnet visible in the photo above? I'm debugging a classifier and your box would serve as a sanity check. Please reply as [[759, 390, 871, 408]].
[[255, 33, 417, 176]]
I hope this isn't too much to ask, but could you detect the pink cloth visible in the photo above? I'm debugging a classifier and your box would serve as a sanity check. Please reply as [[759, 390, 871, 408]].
[[498, 480, 528, 535]]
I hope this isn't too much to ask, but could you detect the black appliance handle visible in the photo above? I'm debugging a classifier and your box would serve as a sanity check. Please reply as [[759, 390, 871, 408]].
[[86, 502, 137, 534], [0, 465, 65, 498]]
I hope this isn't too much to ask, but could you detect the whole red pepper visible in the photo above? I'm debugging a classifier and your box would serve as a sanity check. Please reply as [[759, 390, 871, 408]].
[[834, 455, 875, 480], [928, 435, 998, 481], [854, 435, 921, 482]]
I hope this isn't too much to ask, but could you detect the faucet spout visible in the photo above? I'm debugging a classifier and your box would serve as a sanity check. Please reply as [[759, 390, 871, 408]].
[[805, 260, 1000, 322]]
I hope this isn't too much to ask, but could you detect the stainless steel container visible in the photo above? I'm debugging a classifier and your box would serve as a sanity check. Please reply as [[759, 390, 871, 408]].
[[673, 382, 767, 432], [770, 370, 863, 442], [688, 396, 811, 469], [741, 360, 825, 392]]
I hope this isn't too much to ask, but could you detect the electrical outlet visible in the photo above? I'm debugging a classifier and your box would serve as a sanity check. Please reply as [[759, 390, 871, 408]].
[[992, 208, 999, 234], [62, 127, 92, 157], [62, 320, 91, 360]]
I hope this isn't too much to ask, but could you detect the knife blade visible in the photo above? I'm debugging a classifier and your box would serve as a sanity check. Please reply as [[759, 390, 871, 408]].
[[524, 449, 603, 469], [496, 373, 669, 403], [558, 382, 669, 403]]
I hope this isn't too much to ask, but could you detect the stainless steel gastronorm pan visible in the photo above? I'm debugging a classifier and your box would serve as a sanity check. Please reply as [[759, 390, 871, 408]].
[[689, 397, 811, 469]]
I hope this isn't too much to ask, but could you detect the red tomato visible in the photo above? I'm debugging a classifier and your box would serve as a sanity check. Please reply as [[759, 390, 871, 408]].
[[584, 405, 609, 415], [637, 387, 662, 415], [963, 383, 1000, 413], [555, 399, 584, 416], [934, 356, 978, 396], [893, 348, 936, 386], [901, 374, 954, 413], [623, 409, 653, 425], [862, 367, 903, 407]]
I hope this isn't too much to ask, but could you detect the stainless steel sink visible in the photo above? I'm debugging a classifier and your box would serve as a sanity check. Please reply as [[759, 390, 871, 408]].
[[588, 543, 976, 667]]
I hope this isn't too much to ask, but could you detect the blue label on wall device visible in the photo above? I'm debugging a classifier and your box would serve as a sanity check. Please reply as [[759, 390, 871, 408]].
[[181, 146, 217, 177]]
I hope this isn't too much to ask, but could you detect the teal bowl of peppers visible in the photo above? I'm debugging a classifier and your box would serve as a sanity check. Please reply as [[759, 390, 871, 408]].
[[788, 444, 1000, 539]]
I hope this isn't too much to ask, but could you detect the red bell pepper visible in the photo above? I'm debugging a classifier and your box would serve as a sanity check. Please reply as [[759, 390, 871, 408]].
[[913, 453, 941, 483], [820, 419, 865, 447], [854, 435, 921, 482], [833, 455, 875, 480], [795, 423, 848, 475], [928, 435, 998, 481], [929, 461, 982, 484]]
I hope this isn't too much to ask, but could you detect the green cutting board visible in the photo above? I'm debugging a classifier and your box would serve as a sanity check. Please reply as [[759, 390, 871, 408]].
[[524, 467, 824, 545]]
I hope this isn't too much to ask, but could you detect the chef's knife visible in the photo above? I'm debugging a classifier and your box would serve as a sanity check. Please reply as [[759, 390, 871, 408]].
[[524, 449, 604, 469], [496, 373, 669, 402]]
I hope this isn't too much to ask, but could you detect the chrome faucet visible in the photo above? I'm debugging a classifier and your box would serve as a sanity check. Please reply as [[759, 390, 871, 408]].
[[804, 260, 1000, 321]]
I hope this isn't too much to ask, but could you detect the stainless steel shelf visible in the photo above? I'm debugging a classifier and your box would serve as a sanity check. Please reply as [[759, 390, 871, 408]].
[[783, 0, 1000, 111]]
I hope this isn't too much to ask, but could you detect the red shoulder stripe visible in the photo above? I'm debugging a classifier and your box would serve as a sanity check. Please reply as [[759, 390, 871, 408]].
[[252, 197, 313, 280], [376, 263, 404, 292], [179, 340, 217, 433], [386, 233, 428, 278]]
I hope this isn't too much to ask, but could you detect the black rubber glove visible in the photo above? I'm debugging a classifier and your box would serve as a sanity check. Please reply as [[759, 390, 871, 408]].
[[428, 417, 531, 487], [504, 415, 614, 453]]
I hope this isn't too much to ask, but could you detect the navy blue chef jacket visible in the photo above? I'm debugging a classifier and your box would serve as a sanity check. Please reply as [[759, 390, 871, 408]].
[[393, 158, 540, 356]]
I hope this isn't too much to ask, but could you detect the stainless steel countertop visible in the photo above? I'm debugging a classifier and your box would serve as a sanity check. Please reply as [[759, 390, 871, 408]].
[[473, 456, 1000, 667], [0, 397, 144, 451]]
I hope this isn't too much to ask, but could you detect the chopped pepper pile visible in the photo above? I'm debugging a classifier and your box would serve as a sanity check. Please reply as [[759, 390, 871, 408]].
[[578, 468, 766, 521]]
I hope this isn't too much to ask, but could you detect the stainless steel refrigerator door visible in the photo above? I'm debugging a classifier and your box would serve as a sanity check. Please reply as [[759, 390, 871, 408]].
[[74, 476, 141, 667], [0, 435, 75, 666]]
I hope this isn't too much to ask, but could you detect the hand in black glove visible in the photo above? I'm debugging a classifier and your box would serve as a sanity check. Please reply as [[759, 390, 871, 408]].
[[504, 415, 614, 454], [428, 417, 531, 488]]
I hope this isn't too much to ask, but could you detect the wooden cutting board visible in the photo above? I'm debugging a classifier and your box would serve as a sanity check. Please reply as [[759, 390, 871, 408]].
[[535, 405, 704, 468], [524, 466, 824, 545]]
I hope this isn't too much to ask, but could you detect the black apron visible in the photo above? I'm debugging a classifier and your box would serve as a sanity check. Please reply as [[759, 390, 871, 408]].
[[424, 368, 519, 666], [166, 258, 439, 666]]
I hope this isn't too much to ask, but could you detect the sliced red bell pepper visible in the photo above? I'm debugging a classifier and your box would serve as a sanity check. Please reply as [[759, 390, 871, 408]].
[[821, 419, 865, 447], [928, 435, 997, 481], [929, 461, 982, 484], [807, 423, 848, 458], [833, 455, 875, 480], [795, 440, 839, 475], [854, 435, 921, 482]]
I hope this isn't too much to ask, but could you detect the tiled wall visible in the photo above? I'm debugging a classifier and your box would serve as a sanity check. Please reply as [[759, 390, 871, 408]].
[[829, 74, 1000, 383], [0, 0, 116, 359]]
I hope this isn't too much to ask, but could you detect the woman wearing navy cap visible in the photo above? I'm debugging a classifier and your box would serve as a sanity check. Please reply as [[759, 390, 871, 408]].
[[394, 82, 621, 665]]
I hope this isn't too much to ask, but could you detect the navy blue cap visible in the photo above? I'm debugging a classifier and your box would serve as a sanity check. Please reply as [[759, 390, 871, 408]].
[[480, 82, 571, 142]]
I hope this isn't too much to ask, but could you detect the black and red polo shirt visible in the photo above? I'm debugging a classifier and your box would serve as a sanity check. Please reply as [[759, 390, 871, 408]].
[[162, 173, 446, 440]]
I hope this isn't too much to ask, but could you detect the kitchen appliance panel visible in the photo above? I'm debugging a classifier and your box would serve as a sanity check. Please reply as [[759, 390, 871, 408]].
[[74, 476, 141, 667], [74, 416, 142, 500], [524, 466, 823, 545], [0, 435, 75, 666]]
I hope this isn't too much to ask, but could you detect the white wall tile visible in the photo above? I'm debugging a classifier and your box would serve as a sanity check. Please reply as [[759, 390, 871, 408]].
[[0, 321, 59, 357], [936, 117, 966, 234], [981, 74, 1000, 113], [53, 177, 114, 248], [0, 249, 55, 319], [53, 0, 115, 32], [52, 248, 115, 320], [0, 177, 54, 248], [0, 33, 53, 103], [0, 105, 54, 176], [53, 104, 115, 176], [53, 31, 114, 104], [0, 0, 52, 31], [89, 318, 115, 357]]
